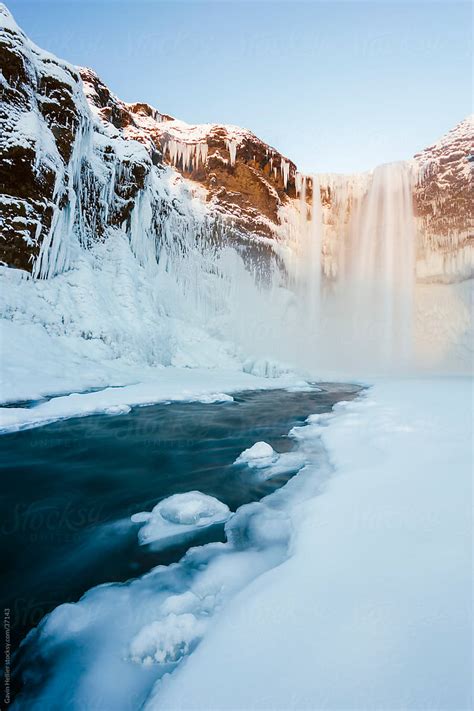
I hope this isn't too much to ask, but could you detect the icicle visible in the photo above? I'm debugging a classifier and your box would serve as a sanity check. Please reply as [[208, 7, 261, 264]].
[[225, 138, 238, 167], [280, 159, 290, 189], [163, 139, 208, 172]]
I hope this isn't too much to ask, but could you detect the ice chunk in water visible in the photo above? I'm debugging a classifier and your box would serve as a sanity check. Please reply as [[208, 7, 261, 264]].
[[131, 491, 231, 546], [234, 441, 278, 467]]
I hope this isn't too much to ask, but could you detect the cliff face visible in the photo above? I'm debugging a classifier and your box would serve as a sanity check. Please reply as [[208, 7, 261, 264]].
[[80, 66, 298, 238], [0, 4, 472, 284], [0, 5, 86, 271], [0, 6, 299, 277], [0, 7, 217, 279], [413, 116, 473, 281]]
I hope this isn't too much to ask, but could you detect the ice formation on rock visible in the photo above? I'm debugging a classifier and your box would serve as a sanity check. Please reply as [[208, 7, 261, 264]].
[[225, 138, 238, 166], [280, 159, 290, 189], [412, 116, 473, 282], [162, 139, 208, 172]]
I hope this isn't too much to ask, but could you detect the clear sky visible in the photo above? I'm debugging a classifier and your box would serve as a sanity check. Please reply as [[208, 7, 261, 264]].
[[6, 0, 472, 173]]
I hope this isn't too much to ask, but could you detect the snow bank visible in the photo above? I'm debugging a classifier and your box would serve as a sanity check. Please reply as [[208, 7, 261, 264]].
[[234, 441, 278, 467], [131, 492, 230, 547], [234, 441, 309, 480], [12, 378, 472, 710], [0, 367, 305, 433], [130, 613, 206, 666], [152, 377, 472, 710]]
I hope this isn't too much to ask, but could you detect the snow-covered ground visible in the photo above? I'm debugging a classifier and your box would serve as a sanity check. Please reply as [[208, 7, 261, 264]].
[[13, 376, 472, 710], [151, 377, 472, 711]]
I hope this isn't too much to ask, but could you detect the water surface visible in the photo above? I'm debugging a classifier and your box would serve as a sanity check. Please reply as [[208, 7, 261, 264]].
[[0, 383, 360, 653]]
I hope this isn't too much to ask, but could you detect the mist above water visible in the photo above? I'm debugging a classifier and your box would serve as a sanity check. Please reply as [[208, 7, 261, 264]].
[[177, 161, 420, 374]]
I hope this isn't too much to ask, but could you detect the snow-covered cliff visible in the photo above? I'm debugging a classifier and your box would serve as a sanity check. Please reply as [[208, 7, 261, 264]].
[[0, 3, 472, 390], [0, 3, 299, 278]]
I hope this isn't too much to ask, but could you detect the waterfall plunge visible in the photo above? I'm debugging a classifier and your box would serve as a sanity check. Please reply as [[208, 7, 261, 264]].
[[293, 174, 323, 348], [292, 161, 417, 373], [348, 161, 416, 367], [154, 161, 417, 375]]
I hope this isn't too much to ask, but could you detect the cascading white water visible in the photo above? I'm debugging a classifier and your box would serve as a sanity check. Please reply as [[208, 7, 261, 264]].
[[305, 175, 323, 339], [283, 161, 418, 372], [287, 173, 324, 352], [347, 161, 416, 366]]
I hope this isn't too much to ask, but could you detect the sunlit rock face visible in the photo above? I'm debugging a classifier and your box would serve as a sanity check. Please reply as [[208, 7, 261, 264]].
[[413, 116, 473, 282], [79, 65, 298, 241]]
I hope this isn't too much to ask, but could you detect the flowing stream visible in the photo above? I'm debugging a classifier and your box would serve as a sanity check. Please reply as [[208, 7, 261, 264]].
[[1, 384, 359, 661]]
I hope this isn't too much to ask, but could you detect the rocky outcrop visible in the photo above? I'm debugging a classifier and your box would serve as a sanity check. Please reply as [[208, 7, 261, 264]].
[[0, 6, 83, 270], [413, 116, 473, 281], [80, 66, 298, 238]]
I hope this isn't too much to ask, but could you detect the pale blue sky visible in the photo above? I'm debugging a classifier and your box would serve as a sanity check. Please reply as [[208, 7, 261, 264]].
[[7, 0, 472, 172]]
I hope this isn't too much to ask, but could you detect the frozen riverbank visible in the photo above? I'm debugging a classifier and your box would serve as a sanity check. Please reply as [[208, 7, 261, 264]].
[[0, 363, 311, 433], [10, 377, 471, 710], [152, 376, 472, 710]]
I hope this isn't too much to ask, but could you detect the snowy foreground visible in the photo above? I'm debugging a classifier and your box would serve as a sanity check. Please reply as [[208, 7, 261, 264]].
[[153, 377, 472, 711], [14, 376, 472, 710]]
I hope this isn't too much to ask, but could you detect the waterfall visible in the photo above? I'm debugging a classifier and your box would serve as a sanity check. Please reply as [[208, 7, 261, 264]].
[[290, 173, 323, 350], [348, 161, 416, 365], [289, 161, 417, 371], [306, 175, 322, 337]]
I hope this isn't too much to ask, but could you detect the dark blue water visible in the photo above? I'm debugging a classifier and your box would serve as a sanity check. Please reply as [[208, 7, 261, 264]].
[[0, 384, 359, 656]]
